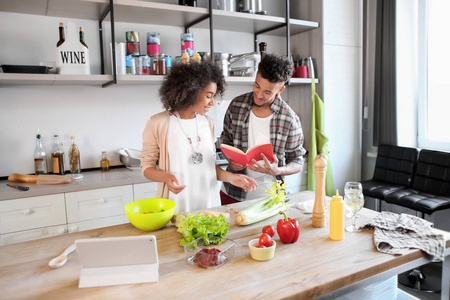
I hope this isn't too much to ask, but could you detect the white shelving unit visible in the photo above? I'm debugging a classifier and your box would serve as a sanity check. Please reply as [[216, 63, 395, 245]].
[[0, 73, 319, 86], [0, 0, 319, 87]]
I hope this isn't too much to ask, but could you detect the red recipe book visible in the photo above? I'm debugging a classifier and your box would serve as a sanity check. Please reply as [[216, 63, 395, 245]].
[[220, 143, 274, 166]]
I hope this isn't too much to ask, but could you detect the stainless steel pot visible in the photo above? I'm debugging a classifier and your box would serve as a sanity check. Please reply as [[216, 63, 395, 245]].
[[216, 0, 236, 11], [198, 52, 231, 62]]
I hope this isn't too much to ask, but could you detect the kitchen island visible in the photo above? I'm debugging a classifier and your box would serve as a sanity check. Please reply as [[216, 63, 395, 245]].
[[0, 191, 449, 299]]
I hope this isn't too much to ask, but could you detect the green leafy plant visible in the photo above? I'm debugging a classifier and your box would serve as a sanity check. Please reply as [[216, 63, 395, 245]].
[[177, 212, 229, 246]]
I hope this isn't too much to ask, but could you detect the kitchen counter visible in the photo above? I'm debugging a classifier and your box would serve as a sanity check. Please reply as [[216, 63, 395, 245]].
[[0, 191, 449, 299], [0, 168, 149, 201]]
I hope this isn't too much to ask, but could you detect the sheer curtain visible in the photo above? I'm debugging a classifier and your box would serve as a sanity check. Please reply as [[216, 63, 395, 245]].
[[373, 0, 397, 146]]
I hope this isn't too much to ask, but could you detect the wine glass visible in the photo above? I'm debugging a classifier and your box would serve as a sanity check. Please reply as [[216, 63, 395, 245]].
[[344, 181, 365, 232]]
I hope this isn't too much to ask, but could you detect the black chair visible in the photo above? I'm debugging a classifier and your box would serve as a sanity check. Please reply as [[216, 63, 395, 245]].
[[385, 149, 450, 292], [361, 144, 418, 211], [385, 149, 450, 217]]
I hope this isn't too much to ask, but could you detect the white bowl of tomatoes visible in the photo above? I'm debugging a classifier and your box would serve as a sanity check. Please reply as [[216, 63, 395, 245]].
[[248, 237, 276, 261]]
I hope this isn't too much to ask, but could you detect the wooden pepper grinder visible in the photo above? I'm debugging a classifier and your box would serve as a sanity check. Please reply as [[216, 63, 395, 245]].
[[312, 152, 328, 228]]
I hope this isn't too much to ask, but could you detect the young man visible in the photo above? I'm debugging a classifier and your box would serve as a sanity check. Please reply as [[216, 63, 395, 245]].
[[218, 53, 306, 203]]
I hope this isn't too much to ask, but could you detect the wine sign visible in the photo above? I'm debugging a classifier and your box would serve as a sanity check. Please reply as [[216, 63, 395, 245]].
[[56, 22, 90, 74]]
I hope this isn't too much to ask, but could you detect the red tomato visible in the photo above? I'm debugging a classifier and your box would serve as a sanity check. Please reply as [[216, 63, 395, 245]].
[[259, 233, 272, 247], [256, 244, 266, 248], [262, 225, 275, 237]]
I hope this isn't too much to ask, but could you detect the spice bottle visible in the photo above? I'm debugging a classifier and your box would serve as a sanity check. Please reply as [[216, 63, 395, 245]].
[[52, 134, 65, 175], [330, 190, 345, 241], [34, 129, 48, 175], [69, 136, 81, 176], [100, 151, 110, 172]]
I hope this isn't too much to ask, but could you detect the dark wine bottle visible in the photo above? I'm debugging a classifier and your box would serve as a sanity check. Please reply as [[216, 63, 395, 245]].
[[79, 27, 88, 48], [57, 22, 65, 47]]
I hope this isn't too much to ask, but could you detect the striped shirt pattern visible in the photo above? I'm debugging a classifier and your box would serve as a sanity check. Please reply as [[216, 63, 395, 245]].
[[218, 92, 306, 201]]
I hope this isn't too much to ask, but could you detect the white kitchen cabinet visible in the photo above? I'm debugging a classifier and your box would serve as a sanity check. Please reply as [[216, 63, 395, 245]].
[[0, 225, 68, 246], [65, 185, 133, 224], [0, 194, 66, 235], [68, 215, 129, 233], [0, 194, 67, 245], [133, 182, 158, 201]]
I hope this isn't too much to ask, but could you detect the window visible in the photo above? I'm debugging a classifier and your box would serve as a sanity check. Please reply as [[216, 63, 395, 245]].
[[417, 0, 450, 150]]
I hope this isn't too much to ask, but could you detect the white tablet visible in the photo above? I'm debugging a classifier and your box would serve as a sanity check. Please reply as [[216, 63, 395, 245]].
[[76, 235, 159, 288]]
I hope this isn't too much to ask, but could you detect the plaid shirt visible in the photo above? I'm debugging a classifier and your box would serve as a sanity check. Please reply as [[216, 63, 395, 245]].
[[217, 92, 306, 201]]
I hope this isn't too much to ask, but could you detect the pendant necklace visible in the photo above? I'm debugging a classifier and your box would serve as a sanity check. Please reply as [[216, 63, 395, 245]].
[[174, 111, 203, 164]]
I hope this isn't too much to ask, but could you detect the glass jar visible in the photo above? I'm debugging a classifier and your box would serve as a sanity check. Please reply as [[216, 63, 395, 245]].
[[153, 54, 167, 75]]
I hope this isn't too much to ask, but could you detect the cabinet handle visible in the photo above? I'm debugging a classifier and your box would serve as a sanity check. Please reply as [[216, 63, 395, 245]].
[[58, 228, 67, 234], [23, 208, 33, 215], [98, 198, 105, 204], [71, 226, 79, 232]]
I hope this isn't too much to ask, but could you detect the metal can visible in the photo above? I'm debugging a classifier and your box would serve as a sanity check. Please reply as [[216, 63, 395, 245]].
[[125, 55, 135, 75], [166, 56, 172, 74], [181, 32, 194, 56], [147, 32, 160, 55], [126, 31, 140, 56]]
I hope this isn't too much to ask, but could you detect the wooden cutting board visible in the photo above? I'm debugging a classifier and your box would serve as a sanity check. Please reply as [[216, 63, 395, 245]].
[[192, 191, 318, 240]]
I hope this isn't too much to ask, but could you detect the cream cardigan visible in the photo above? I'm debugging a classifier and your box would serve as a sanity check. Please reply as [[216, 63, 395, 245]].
[[140, 111, 216, 199]]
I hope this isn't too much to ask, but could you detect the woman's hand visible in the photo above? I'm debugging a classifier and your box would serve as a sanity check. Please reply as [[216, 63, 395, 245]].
[[165, 173, 186, 194], [227, 159, 246, 171], [229, 174, 258, 193]]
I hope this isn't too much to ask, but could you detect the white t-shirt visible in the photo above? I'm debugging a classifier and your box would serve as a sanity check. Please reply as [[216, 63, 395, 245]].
[[246, 110, 277, 200], [167, 114, 220, 213]]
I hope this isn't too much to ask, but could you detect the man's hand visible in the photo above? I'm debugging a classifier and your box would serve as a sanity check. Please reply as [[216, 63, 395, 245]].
[[246, 153, 280, 176]]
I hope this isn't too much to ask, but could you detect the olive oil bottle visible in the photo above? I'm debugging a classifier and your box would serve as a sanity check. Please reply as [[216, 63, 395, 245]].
[[34, 129, 48, 174], [52, 134, 65, 175], [100, 151, 110, 172]]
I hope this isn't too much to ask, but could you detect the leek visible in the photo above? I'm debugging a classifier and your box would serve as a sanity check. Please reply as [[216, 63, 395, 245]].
[[236, 180, 288, 225]]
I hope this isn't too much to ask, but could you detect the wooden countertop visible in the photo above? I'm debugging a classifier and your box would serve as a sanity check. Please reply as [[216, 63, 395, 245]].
[[0, 191, 449, 299], [0, 168, 150, 201]]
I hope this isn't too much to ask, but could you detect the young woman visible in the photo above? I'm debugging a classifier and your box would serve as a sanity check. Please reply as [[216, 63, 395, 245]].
[[141, 62, 257, 213]]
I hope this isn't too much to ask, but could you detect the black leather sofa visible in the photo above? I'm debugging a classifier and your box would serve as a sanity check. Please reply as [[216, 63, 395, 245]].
[[361, 145, 450, 218]]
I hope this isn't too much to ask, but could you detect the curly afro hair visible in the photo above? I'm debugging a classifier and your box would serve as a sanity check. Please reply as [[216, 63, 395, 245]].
[[257, 53, 294, 83], [159, 62, 226, 111]]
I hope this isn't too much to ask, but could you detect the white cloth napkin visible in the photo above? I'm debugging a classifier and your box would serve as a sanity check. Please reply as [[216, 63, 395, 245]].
[[292, 201, 314, 214], [292, 201, 352, 215]]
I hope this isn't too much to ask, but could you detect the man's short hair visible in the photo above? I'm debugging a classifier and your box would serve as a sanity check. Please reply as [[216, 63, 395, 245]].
[[257, 53, 294, 83]]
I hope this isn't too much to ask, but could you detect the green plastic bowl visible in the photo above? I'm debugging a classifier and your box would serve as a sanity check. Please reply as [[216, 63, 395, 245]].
[[125, 198, 176, 231]]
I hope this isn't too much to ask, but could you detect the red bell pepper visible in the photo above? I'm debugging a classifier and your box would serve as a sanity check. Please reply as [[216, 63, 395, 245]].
[[277, 211, 300, 243]]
